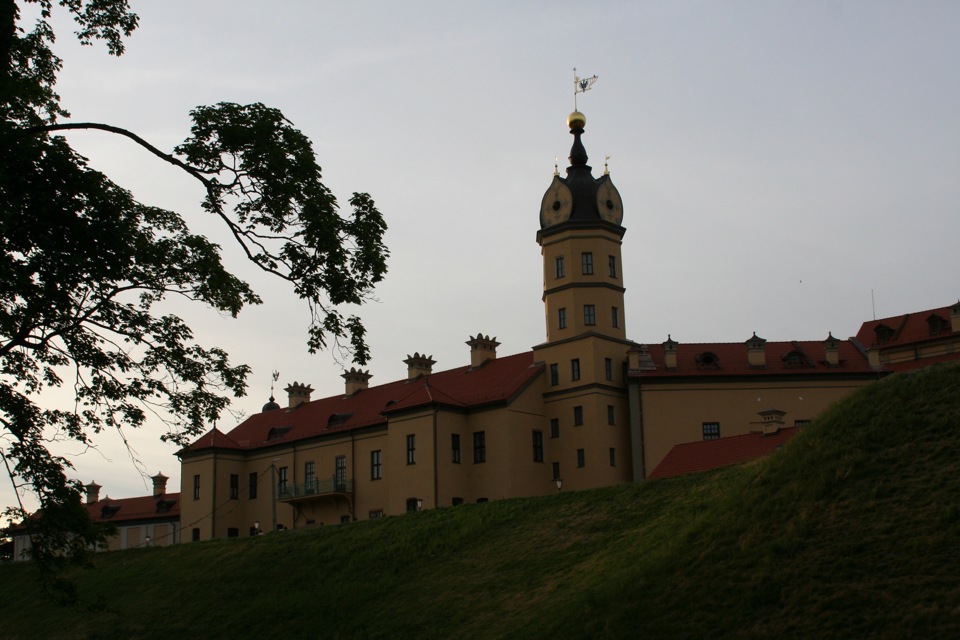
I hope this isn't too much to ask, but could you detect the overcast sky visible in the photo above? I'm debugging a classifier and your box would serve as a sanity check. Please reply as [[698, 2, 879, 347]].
[[6, 1, 959, 512]]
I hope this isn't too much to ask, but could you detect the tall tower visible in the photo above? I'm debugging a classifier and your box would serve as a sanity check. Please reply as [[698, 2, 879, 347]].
[[533, 111, 633, 488]]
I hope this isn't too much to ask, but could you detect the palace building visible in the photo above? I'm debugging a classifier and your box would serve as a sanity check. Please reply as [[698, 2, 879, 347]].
[[176, 112, 960, 541]]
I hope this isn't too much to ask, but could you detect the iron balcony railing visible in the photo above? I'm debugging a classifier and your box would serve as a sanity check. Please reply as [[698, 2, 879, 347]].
[[278, 477, 353, 501]]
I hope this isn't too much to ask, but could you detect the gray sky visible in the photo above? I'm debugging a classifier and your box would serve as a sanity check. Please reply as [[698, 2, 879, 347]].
[[7, 1, 959, 512]]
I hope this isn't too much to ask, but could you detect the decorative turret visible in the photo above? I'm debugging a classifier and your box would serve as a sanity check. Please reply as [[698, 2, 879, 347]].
[[823, 332, 841, 366], [746, 333, 767, 368], [663, 336, 678, 369], [85, 481, 101, 504], [342, 367, 373, 395], [151, 472, 168, 497], [404, 353, 436, 379], [285, 382, 313, 408], [466, 333, 500, 368]]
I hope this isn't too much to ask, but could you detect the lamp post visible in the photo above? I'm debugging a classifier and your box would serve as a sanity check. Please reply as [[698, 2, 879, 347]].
[[253, 520, 261, 536], [555, 478, 563, 492], [145, 535, 151, 547], [416, 498, 424, 512]]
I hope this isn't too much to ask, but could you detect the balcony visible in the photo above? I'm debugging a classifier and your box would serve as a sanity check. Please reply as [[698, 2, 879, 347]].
[[278, 477, 353, 503]]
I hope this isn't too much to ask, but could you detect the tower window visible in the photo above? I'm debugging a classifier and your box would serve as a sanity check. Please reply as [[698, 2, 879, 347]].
[[371, 450, 382, 479], [604, 358, 613, 381], [406, 434, 416, 464], [607, 405, 616, 425], [609, 447, 617, 467], [584, 305, 596, 326], [581, 252, 594, 275], [230, 474, 239, 500], [192, 474, 200, 500], [277, 466, 289, 495], [571, 358, 581, 381], [452, 434, 461, 464], [532, 430, 544, 462], [555, 256, 565, 279], [608, 255, 617, 278], [577, 448, 586, 468], [249, 472, 258, 499], [549, 363, 559, 386], [573, 406, 583, 426], [552, 461, 561, 480], [550, 418, 560, 438], [611, 306, 620, 328], [558, 307, 567, 330], [473, 431, 486, 463]]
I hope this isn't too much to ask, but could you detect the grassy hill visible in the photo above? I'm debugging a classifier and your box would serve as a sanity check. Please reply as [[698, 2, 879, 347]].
[[3, 363, 960, 639]]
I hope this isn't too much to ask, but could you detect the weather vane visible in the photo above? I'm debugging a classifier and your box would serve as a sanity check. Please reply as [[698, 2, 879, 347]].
[[270, 370, 279, 397], [573, 67, 598, 110]]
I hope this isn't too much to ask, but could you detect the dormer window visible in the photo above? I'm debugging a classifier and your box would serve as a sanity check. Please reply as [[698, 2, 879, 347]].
[[266, 425, 292, 441], [100, 504, 121, 519], [695, 352, 720, 370], [327, 413, 352, 429], [782, 350, 812, 368], [927, 314, 949, 336], [875, 323, 895, 344]]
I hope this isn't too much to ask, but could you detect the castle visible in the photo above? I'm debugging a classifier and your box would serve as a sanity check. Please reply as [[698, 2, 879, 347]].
[[173, 110, 960, 541]]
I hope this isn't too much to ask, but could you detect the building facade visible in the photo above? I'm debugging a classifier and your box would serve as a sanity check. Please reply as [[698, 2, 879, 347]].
[[177, 111, 960, 542]]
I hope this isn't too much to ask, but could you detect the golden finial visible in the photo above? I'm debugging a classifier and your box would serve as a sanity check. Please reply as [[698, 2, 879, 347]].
[[554, 156, 559, 176], [604, 155, 611, 175]]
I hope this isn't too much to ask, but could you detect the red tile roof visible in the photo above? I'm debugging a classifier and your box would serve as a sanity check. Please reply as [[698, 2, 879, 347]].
[[185, 352, 544, 453], [855, 304, 957, 349], [87, 493, 181, 524], [630, 339, 874, 378], [649, 428, 799, 479]]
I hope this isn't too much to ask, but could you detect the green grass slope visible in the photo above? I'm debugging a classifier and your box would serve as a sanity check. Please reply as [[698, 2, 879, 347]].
[[3, 363, 960, 639]]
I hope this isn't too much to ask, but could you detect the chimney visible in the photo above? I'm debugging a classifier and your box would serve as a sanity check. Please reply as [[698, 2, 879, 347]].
[[85, 481, 101, 504], [823, 333, 840, 366], [663, 335, 678, 369], [628, 344, 656, 372], [404, 352, 436, 379], [151, 472, 168, 497], [285, 382, 314, 408], [952, 301, 960, 333], [466, 334, 500, 368], [746, 332, 767, 368], [342, 367, 372, 395]]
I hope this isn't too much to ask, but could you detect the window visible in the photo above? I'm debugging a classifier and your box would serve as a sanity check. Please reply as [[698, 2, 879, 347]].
[[229, 474, 239, 500], [227, 527, 239, 538], [555, 255, 565, 279], [533, 430, 544, 462], [192, 475, 200, 500], [473, 431, 486, 463], [406, 498, 419, 513], [335, 456, 346, 490], [584, 305, 596, 326], [571, 358, 581, 381], [608, 255, 617, 278], [552, 462, 560, 481], [277, 466, 289, 494], [340, 515, 351, 524], [477, 497, 488, 504], [577, 448, 586, 468], [558, 307, 567, 329], [607, 405, 616, 425], [549, 363, 559, 386], [249, 472, 258, 499], [573, 405, 583, 426], [581, 252, 594, 274], [452, 434, 461, 463], [371, 450, 382, 479], [550, 418, 560, 438], [191, 528, 200, 542], [452, 497, 464, 506], [304, 461, 316, 492], [795, 419, 812, 428], [369, 509, 385, 519], [406, 434, 416, 464], [612, 306, 620, 328], [604, 358, 613, 381], [609, 447, 617, 467], [702, 422, 721, 440]]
